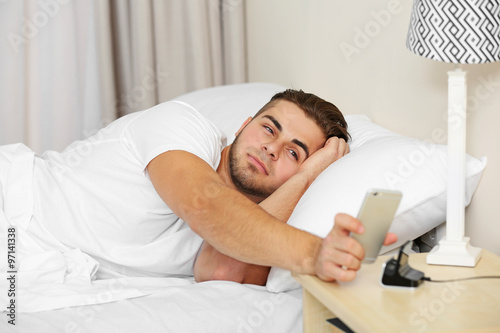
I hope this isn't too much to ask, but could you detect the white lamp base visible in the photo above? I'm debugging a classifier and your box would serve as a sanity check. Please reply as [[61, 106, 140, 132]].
[[426, 237, 482, 267], [426, 68, 482, 268]]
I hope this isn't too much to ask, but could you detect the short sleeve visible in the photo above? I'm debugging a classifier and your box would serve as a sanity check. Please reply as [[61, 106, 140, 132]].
[[121, 101, 226, 170]]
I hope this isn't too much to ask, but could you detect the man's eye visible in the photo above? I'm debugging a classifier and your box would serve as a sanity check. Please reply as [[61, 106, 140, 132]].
[[289, 149, 298, 160], [264, 126, 273, 135]]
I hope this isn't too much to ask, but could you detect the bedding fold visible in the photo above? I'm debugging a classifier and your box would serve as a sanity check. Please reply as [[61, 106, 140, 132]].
[[0, 144, 192, 313]]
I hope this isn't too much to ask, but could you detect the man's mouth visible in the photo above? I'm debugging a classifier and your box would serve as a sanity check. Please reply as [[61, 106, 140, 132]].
[[248, 154, 268, 175]]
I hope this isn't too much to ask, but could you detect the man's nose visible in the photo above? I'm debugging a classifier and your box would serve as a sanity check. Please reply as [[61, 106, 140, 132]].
[[262, 143, 278, 160]]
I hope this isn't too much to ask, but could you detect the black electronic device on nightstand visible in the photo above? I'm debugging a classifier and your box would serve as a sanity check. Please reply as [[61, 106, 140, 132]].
[[381, 241, 424, 289]]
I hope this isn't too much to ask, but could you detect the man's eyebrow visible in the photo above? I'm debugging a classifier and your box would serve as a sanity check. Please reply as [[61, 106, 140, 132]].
[[263, 115, 282, 132], [292, 139, 309, 158], [263, 115, 310, 158]]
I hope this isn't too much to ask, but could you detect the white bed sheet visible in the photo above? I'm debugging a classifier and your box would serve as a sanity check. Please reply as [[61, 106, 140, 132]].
[[1, 279, 303, 333]]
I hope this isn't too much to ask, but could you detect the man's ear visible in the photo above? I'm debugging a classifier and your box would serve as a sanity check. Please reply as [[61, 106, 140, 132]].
[[235, 117, 252, 136]]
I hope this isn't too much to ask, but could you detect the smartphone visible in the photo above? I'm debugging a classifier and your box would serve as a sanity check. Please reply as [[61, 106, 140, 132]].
[[352, 189, 402, 264]]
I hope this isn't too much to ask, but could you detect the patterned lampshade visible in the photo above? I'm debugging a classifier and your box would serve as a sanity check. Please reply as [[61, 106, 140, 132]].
[[406, 0, 500, 64]]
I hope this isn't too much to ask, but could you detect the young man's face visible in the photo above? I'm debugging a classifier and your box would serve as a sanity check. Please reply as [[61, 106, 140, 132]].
[[228, 100, 326, 198]]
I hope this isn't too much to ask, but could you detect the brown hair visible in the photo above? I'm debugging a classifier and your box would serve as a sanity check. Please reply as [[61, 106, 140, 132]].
[[254, 89, 350, 142]]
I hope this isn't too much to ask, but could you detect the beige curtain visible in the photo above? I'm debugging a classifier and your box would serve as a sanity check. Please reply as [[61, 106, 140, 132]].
[[0, 0, 247, 153], [109, 0, 247, 115]]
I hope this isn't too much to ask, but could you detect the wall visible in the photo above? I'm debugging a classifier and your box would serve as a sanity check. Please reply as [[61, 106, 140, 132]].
[[245, 0, 500, 256]]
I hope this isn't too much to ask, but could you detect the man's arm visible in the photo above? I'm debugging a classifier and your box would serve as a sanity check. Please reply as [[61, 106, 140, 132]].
[[147, 139, 389, 283], [193, 137, 350, 285], [192, 167, 316, 285], [147, 150, 324, 275]]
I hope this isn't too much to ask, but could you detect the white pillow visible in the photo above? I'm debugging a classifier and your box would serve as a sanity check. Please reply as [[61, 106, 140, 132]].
[[175, 83, 486, 293], [265, 114, 486, 292], [174, 82, 287, 144]]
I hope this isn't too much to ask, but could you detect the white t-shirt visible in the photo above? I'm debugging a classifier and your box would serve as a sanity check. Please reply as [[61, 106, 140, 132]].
[[31, 101, 226, 277]]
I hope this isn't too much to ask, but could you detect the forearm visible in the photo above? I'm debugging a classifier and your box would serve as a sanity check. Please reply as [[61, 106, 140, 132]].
[[258, 170, 311, 222], [183, 180, 320, 273], [193, 172, 313, 284]]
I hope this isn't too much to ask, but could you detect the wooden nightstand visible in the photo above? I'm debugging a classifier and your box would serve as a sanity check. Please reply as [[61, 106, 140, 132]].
[[293, 250, 500, 333]]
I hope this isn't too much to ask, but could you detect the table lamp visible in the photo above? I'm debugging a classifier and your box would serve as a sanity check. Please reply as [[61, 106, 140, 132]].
[[406, 0, 500, 266]]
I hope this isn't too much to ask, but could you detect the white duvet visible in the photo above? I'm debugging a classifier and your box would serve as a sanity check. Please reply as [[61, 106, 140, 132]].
[[1, 279, 302, 333], [0, 143, 303, 332], [1, 199, 303, 333], [0, 144, 171, 313]]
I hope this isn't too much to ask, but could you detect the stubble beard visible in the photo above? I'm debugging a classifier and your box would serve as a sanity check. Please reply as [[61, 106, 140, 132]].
[[228, 136, 275, 199]]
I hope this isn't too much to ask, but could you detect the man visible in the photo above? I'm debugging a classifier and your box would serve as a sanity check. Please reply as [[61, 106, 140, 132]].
[[148, 89, 396, 285], [1, 89, 395, 286]]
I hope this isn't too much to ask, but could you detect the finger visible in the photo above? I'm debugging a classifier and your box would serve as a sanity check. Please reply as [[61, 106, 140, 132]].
[[324, 230, 365, 262], [342, 139, 350, 155], [324, 136, 338, 146], [334, 234, 365, 262], [383, 232, 398, 246], [318, 261, 357, 282], [336, 137, 348, 153], [323, 138, 338, 158], [331, 247, 362, 270], [333, 213, 364, 235], [326, 137, 349, 157], [325, 136, 343, 150]]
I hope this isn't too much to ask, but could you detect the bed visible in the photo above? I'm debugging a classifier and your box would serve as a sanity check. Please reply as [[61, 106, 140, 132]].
[[0, 83, 486, 332]]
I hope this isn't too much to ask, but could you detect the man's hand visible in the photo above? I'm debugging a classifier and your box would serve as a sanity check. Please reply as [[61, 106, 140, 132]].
[[314, 213, 398, 282], [298, 137, 349, 185]]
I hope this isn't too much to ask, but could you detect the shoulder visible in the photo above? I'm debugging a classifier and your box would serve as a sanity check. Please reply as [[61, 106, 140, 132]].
[[120, 101, 227, 170], [130, 101, 224, 138]]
